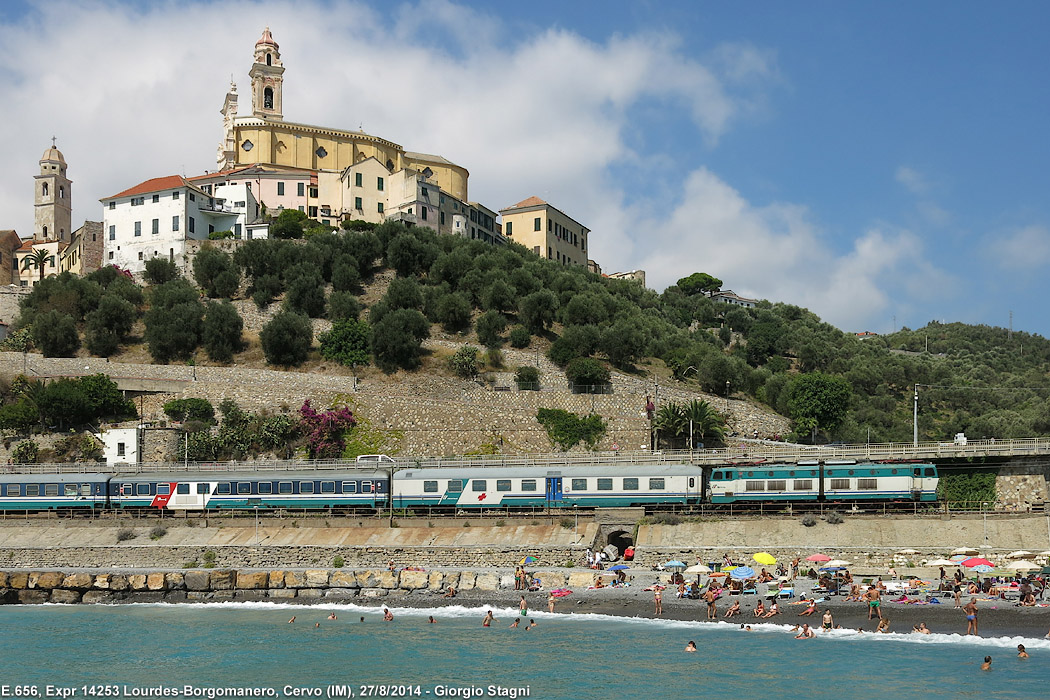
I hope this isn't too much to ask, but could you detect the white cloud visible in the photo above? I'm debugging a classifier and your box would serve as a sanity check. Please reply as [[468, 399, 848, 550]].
[[895, 165, 929, 195], [0, 0, 951, 331], [992, 225, 1050, 269]]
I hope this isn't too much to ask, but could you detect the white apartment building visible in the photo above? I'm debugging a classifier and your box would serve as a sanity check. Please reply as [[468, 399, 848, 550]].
[[101, 175, 268, 273]]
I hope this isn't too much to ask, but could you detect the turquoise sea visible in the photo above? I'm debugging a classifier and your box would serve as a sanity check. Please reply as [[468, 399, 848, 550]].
[[2, 603, 1049, 700]]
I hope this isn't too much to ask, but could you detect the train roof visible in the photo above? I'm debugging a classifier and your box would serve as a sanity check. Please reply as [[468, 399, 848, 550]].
[[0, 473, 111, 484], [395, 464, 703, 480], [111, 470, 389, 481]]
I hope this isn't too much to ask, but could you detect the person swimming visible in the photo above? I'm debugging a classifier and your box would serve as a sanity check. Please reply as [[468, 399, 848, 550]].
[[981, 656, 992, 671], [327, 613, 337, 620], [383, 608, 394, 622], [685, 641, 697, 652], [428, 616, 436, 624], [509, 618, 519, 628], [482, 610, 496, 627], [1018, 645, 1029, 658]]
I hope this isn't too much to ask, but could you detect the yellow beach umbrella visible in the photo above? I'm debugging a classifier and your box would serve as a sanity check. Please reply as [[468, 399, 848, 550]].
[[753, 552, 777, 566]]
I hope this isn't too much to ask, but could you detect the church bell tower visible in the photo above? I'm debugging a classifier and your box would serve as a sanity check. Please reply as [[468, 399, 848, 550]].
[[34, 139, 72, 242], [249, 27, 284, 120]]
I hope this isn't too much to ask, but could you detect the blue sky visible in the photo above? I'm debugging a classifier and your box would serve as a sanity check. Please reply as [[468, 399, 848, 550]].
[[1, 0, 1047, 336]]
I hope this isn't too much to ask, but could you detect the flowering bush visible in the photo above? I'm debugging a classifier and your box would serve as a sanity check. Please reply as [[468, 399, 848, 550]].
[[298, 399, 357, 459]]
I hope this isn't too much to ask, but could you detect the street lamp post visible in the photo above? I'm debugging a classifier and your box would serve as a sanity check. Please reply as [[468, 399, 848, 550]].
[[725, 380, 731, 415], [913, 385, 919, 447]]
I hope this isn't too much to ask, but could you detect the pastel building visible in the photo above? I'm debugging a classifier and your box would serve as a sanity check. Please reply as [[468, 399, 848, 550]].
[[499, 196, 589, 267]]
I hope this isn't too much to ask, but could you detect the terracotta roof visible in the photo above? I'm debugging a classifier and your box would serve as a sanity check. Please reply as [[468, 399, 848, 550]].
[[507, 196, 547, 209], [16, 239, 36, 252], [103, 175, 187, 200], [256, 27, 278, 48]]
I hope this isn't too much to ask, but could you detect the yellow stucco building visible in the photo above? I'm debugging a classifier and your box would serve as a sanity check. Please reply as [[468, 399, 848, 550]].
[[499, 196, 589, 267], [219, 29, 469, 204]]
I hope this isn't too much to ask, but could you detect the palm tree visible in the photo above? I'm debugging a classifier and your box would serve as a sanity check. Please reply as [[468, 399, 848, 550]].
[[682, 399, 726, 447], [21, 248, 54, 285], [654, 402, 685, 449]]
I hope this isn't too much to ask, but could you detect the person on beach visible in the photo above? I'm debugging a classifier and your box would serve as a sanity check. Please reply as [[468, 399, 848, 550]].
[[791, 557, 800, 581], [939, 566, 946, 580], [444, 586, 457, 598], [519, 596, 528, 616], [685, 641, 697, 652], [548, 592, 556, 613], [753, 600, 765, 617], [963, 598, 979, 636], [763, 601, 779, 618], [953, 583, 962, 608], [821, 610, 834, 631], [917, 622, 931, 634], [654, 587, 663, 616], [981, 656, 992, 671], [866, 587, 883, 620], [724, 600, 741, 618], [482, 610, 497, 627], [383, 608, 394, 622], [704, 587, 718, 620], [795, 624, 815, 639], [876, 618, 891, 633], [1017, 645, 1028, 658], [799, 599, 817, 616]]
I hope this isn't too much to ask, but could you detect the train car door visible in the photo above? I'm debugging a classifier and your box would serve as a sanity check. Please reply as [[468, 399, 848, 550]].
[[170, 482, 213, 510], [545, 477, 563, 505]]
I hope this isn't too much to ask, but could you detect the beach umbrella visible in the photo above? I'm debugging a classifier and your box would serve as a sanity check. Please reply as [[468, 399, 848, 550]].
[[952, 547, 979, 555], [753, 552, 777, 566], [608, 564, 630, 571], [949, 554, 969, 562], [806, 554, 831, 562], [520, 556, 538, 565], [685, 564, 711, 574], [1005, 551, 1032, 559], [825, 559, 852, 567], [730, 566, 755, 580], [896, 549, 920, 555], [664, 560, 686, 570], [1005, 560, 1040, 571], [962, 557, 995, 568], [926, 559, 958, 567], [972, 564, 995, 573]]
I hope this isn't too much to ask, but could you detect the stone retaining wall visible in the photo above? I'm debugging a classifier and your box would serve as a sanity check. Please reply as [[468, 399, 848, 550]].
[[0, 566, 597, 605]]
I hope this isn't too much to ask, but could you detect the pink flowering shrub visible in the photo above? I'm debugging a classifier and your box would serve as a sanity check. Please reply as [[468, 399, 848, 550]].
[[298, 399, 357, 459]]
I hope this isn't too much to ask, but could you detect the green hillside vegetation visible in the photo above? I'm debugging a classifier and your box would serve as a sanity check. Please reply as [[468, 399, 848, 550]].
[[6, 221, 1049, 443]]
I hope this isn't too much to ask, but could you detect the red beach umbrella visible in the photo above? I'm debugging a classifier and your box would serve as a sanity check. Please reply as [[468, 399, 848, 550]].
[[806, 554, 831, 563], [961, 557, 995, 568]]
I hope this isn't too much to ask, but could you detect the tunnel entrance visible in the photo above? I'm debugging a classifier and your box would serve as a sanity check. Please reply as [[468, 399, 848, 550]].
[[607, 529, 634, 557]]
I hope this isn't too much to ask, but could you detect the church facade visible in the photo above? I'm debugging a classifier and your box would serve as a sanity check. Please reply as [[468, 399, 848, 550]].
[[218, 29, 469, 206]]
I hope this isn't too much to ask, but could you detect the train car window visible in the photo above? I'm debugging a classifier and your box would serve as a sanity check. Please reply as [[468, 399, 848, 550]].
[[521, 480, 537, 492], [689, 477, 695, 488], [197, 483, 210, 495], [649, 478, 665, 490], [447, 480, 463, 493], [258, 482, 273, 494], [829, 479, 849, 490], [6, 485, 18, 496], [137, 484, 151, 496], [746, 481, 765, 491], [177, 483, 190, 494], [571, 478, 587, 491], [767, 480, 786, 490], [300, 482, 314, 494], [623, 478, 639, 491], [925, 468, 935, 477], [472, 480, 487, 492], [216, 483, 230, 495], [45, 484, 58, 497], [80, 484, 92, 496], [321, 481, 336, 494], [375, 481, 385, 493], [858, 479, 878, 490], [65, 484, 78, 496], [496, 480, 511, 492], [725, 471, 734, 479], [157, 484, 171, 495], [597, 478, 613, 490], [793, 480, 812, 490], [343, 481, 358, 493], [279, 482, 293, 494], [121, 483, 132, 496], [913, 468, 921, 476], [712, 472, 722, 480], [237, 483, 251, 495], [423, 481, 438, 493]]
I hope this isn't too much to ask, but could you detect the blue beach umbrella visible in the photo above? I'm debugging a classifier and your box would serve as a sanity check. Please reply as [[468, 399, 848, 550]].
[[972, 564, 994, 573], [730, 566, 755, 580], [608, 564, 630, 571]]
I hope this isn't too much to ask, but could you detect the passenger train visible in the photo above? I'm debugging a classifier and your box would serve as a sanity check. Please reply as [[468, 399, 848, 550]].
[[0, 459, 939, 513]]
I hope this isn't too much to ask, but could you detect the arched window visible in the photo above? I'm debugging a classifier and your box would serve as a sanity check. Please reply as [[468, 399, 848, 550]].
[[42, 183, 49, 197], [59, 186, 64, 199], [264, 87, 274, 109], [266, 53, 272, 66], [42, 226, 48, 238]]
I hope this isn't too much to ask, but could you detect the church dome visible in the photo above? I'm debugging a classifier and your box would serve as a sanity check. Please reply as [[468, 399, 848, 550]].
[[256, 27, 278, 49], [40, 146, 66, 164]]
